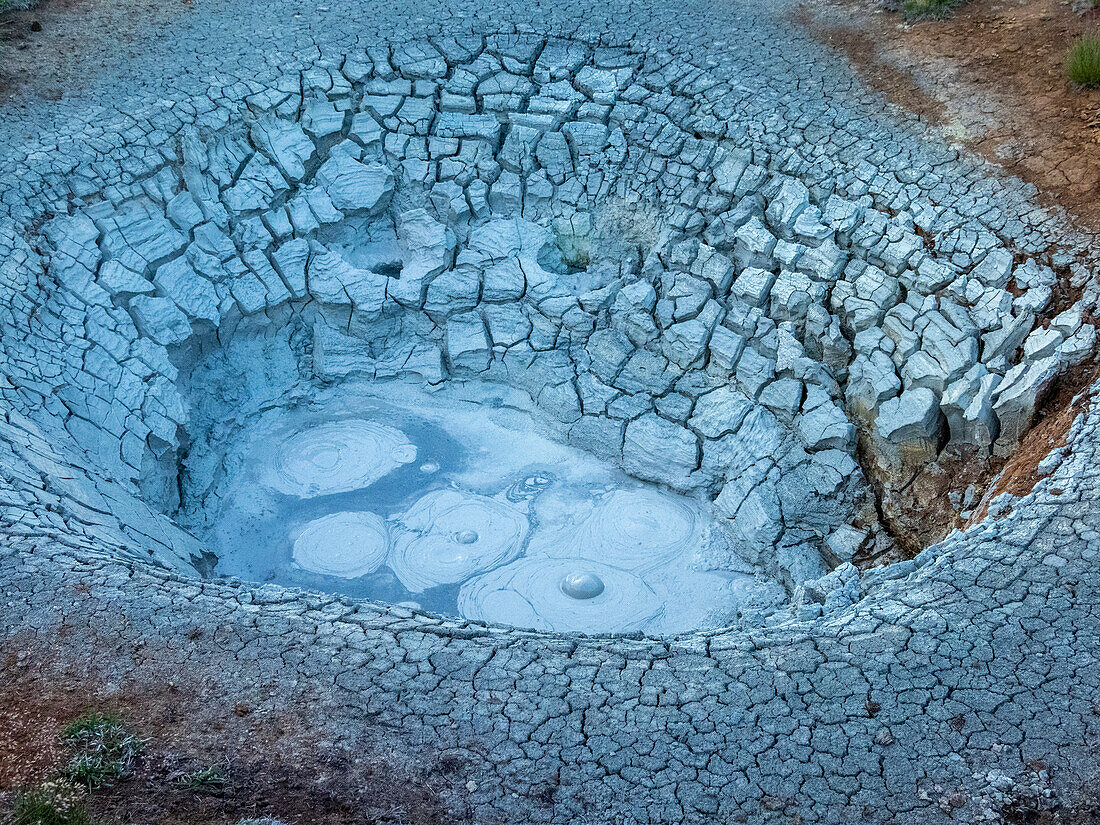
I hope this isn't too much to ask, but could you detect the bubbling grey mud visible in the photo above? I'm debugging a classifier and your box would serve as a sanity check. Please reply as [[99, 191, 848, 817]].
[[184, 380, 780, 633], [6, 34, 1095, 638]]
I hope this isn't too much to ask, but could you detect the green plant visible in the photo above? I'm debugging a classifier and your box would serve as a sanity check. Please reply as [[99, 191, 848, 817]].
[[1067, 34, 1100, 88], [558, 242, 591, 270], [551, 214, 593, 272], [9, 781, 92, 825], [59, 712, 144, 789], [176, 762, 229, 791], [902, 0, 965, 20]]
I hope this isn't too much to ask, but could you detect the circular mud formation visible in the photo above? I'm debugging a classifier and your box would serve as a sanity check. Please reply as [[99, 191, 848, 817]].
[[2, 21, 1099, 825], [16, 34, 1094, 621]]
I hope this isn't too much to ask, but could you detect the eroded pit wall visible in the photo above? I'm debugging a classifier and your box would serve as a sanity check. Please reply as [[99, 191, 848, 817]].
[[1, 0, 1100, 821]]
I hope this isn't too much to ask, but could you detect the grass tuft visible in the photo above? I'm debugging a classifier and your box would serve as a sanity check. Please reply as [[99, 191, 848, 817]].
[[1067, 34, 1100, 88], [176, 762, 230, 792], [59, 712, 144, 790], [10, 781, 92, 825], [902, 0, 965, 20]]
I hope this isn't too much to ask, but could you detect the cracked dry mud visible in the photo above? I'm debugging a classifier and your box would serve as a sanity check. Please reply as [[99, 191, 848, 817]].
[[1, 0, 1100, 822]]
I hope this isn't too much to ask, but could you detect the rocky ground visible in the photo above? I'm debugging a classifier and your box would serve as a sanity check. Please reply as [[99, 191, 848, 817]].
[[0, 0, 193, 102], [0, 651, 454, 824]]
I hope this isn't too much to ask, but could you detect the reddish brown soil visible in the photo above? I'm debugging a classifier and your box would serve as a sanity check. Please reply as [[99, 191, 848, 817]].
[[799, 0, 1100, 234], [1002, 786, 1100, 825], [968, 356, 1100, 524], [0, 671, 67, 790], [867, 442, 995, 556], [854, 354, 1099, 561], [0, 646, 452, 825]]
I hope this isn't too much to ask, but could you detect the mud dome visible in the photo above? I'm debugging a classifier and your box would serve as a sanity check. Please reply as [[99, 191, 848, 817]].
[[4, 34, 1096, 634]]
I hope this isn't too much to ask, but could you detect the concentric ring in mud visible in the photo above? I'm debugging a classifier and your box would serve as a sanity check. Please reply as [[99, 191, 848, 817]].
[[458, 556, 664, 632], [388, 490, 530, 593], [291, 510, 391, 578], [264, 420, 418, 498]]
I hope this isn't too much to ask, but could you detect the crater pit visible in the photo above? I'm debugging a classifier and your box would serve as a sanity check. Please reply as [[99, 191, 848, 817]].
[[4, 32, 1094, 636]]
